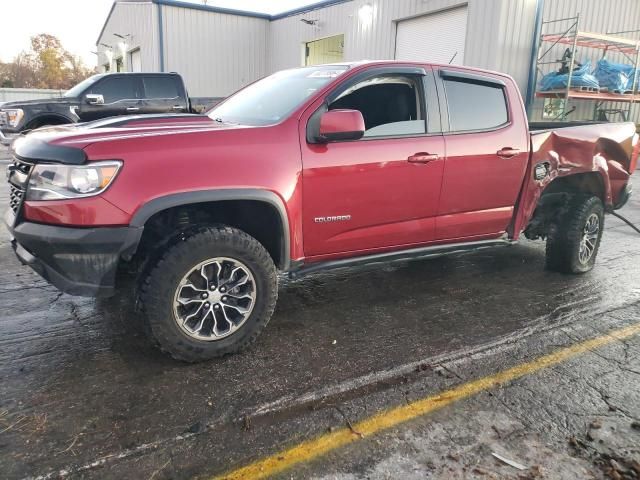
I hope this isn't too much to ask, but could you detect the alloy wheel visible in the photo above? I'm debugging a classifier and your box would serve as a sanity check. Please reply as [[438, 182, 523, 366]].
[[173, 257, 256, 340]]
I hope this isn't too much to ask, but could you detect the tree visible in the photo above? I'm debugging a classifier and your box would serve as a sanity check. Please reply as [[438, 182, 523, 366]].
[[0, 34, 96, 90]]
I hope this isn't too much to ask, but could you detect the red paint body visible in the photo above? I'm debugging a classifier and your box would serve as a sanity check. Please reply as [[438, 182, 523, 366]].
[[18, 61, 638, 268]]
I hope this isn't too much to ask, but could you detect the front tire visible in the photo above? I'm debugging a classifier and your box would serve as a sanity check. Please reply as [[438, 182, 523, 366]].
[[545, 195, 604, 274], [140, 226, 278, 362]]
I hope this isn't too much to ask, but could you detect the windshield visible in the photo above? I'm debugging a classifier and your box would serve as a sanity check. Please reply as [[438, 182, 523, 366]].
[[208, 65, 349, 126], [64, 75, 103, 98]]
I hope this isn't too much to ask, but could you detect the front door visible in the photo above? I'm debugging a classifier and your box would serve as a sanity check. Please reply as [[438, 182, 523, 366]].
[[434, 68, 529, 240], [301, 67, 445, 259], [77, 75, 143, 121]]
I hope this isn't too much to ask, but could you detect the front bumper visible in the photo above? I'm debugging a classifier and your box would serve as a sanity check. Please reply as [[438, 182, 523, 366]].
[[4, 209, 142, 297]]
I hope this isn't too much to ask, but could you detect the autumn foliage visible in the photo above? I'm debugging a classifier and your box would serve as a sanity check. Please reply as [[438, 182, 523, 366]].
[[0, 34, 96, 89]]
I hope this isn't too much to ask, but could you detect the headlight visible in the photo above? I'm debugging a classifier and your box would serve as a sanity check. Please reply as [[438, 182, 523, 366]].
[[26, 161, 122, 200], [3, 109, 24, 128]]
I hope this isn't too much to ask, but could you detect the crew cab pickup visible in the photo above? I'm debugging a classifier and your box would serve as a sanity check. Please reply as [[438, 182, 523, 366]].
[[0, 72, 220, 145], [5, 61, 637, 362]]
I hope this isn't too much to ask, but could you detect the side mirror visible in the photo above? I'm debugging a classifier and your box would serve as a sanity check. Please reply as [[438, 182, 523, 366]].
[[85, 94, 104, 105], [318, 109, 365, 142]]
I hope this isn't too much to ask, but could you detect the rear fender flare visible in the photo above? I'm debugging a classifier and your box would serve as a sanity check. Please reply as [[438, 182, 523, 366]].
[[129, 189, 291, 270]]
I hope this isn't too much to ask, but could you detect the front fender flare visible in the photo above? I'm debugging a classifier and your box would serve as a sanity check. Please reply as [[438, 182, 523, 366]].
[[129, 189, 291, 270]]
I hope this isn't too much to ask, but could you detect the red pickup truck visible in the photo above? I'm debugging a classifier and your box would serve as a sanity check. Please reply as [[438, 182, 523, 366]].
[[5, 61, 638, 361]]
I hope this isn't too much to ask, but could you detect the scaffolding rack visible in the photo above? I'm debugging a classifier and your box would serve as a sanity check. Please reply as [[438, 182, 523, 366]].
[[534, 14, 640, 122]]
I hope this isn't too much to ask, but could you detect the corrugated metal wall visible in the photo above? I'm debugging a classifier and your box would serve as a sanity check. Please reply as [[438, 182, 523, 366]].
[[161, 5, 269, 96], [268, 0, 538, 93], [97, 2, 159, 73], [97, 0, 640, 121]]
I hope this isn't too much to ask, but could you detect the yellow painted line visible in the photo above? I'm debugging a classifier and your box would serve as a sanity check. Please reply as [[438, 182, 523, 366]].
[[212, 322, 640, 480]]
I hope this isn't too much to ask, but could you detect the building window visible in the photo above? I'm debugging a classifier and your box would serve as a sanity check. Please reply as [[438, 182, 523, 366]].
[[305, 34, 344, 66], [115, 57, 124, 72], [103, 63, 111, 73]]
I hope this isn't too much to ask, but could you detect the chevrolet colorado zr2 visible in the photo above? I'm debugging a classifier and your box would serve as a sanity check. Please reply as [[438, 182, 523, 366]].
[[5, 61, 637, 362]]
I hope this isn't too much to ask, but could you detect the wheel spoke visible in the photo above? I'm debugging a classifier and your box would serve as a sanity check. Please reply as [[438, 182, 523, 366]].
[[223, 303, 251, 315], [183, 303, 206, 326], [216, 307, 234, 335]]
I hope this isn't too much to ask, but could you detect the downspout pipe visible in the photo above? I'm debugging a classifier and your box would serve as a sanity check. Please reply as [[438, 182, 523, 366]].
[[157, 3, 165, 72], [525, 0, 545, 116]]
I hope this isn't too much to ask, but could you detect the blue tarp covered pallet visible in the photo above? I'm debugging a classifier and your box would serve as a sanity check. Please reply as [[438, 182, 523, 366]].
[[539, 60, 599, 91]]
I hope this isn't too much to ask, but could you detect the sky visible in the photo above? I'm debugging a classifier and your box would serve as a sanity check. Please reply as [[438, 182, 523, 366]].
[[0, 0, 321, 67]]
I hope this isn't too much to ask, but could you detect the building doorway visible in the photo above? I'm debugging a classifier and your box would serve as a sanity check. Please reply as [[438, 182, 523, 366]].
[[305, 34, 344, 66]]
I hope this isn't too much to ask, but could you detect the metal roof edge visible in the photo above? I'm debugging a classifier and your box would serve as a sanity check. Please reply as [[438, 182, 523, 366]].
[[152, 0, 271, 19], [270, 0, 353, 20], [98, 0, 354, 45], [153, 0, 352, 21], [96, 1, 118, 45]]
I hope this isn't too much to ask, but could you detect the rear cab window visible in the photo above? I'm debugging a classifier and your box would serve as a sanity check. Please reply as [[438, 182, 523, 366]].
[[441, 72, 509, 132], [143, 76, 181, 99]]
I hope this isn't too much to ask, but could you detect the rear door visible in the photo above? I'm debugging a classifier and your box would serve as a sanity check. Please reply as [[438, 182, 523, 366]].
[[77, 75, 143, 121], [141, 75, 188, 115], [434, 68, 529, 240]]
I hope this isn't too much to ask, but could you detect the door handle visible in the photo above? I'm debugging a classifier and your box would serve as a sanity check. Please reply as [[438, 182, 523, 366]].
[[126, 107, 140, 112], [408, 152, 439, 163], [172, 106, 183, 110], [497, 147, 521, 159]]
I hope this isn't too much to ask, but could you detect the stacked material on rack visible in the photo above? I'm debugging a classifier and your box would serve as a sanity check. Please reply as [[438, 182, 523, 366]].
[[625, 68, 640, 92], [593, 59, 634, 92], [539, 60, 600, 91]]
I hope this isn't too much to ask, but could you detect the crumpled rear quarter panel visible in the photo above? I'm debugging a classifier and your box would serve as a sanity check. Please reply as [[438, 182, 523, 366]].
[[511, 122, 637, 238]]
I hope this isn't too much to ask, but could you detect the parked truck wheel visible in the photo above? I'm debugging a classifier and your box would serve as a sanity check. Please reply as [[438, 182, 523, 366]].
[[545, 195, 604, 274], [140, 226, 278, 362]]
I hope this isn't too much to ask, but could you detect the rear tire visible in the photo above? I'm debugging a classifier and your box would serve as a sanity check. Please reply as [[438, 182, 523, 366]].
[[545, 195, 604, 274], [140, 226, 278, 362]]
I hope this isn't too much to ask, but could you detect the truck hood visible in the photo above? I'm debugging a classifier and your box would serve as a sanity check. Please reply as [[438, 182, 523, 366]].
[[11, 114, 237, 164], [1, 97, 72, 108]]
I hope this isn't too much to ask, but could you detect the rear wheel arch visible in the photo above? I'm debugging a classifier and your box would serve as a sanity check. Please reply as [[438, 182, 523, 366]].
[[130, 190, 291, 271], [542, 171, 608, 202], [524, 171, 609, 240]]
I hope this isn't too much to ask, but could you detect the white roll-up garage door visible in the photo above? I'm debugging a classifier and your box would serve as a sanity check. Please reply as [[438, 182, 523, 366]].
[[394, 6, 468, 66]]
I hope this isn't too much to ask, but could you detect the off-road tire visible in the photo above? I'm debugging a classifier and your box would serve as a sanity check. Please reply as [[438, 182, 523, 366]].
[[545, 195, 604, 274], [140, 226, 278, 362]]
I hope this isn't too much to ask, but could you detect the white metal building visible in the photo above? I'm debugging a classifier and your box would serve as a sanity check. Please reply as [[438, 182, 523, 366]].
[[97, 0, 640, 120]]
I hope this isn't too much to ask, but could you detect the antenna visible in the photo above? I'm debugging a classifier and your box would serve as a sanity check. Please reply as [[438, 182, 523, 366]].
[[448, 52, 458, 64]]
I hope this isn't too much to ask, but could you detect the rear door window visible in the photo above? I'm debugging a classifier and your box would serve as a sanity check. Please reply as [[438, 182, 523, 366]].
[[90, 76, 139, 103], [443, 78, 508, 132], [143, 76, 180, 99]]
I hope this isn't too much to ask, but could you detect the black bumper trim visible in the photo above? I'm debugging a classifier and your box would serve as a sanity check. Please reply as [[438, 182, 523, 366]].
[[613, 182, 633, 210], [5, 209, 143, 297]]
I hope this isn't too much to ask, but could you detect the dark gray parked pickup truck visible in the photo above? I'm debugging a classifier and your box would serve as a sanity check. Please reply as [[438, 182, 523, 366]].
[[0, 72, 220, 145]]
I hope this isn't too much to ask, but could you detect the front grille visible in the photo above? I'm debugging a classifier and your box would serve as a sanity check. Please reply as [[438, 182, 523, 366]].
[[7, 158, 33, 215], [0, 111, 7, 127]]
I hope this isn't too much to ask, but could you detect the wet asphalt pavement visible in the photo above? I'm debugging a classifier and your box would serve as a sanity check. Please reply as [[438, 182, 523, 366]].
[[0, 145, 639, 480]]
